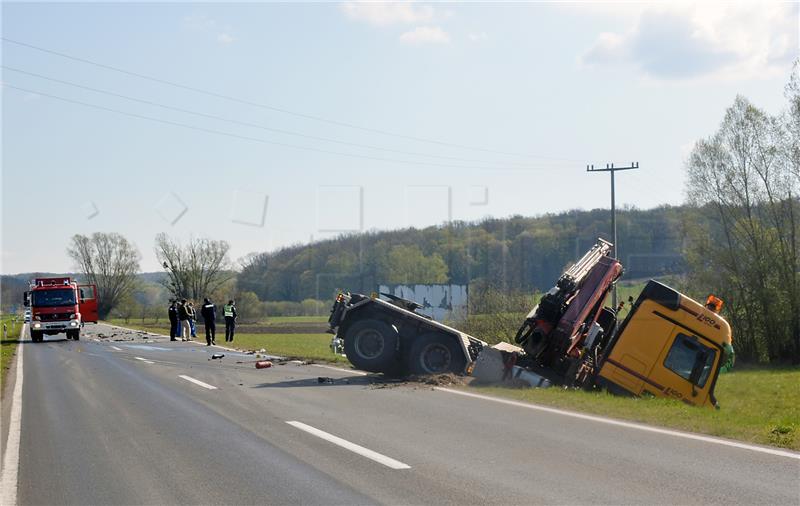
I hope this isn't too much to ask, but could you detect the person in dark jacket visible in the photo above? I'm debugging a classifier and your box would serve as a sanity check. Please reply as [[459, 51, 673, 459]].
[[223, 299, 237, 342], [168, 300, 179, 341], [177, 298, 191, 341], [201, 298, 216, 346]]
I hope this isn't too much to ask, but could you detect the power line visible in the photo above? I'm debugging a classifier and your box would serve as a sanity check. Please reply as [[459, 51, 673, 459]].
[[5, 83, 557, 171], [3, 65, 558, 169], [1, 37, 580, 163]]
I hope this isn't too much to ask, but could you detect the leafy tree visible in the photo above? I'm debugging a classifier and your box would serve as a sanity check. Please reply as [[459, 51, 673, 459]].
[[67, 232, 141, 319], [685, 82, 800, 363], [383, 245, 448, 284]]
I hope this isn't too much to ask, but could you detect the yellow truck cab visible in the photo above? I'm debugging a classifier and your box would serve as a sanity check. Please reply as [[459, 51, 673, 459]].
[[598, 281, 733, 408]]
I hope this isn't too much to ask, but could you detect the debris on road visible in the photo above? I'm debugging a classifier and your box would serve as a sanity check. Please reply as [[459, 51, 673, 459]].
[[317, 376, 335, 384], [255, 360, 272, 369], [211, 353, 225, 360]]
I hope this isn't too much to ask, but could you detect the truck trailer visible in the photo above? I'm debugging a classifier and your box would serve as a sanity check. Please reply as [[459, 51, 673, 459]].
[[24, 277, 99, 342], [328, 240, 734, 408]]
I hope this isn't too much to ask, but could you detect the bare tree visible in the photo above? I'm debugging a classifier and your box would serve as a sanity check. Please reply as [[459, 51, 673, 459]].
[[155, 234, 234, 301], [67, 233, 141, 319]]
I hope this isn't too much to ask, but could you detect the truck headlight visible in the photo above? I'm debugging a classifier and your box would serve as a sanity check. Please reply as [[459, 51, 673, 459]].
[[69, 321, 78, 327], [33, 323, 42, 329]]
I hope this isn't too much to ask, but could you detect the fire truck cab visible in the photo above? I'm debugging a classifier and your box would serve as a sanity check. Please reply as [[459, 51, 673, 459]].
[[24, 277, 98, 342]]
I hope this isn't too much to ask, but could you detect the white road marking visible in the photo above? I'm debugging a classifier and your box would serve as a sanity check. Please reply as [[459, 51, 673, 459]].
[[286, 421, 410, 470], [178, 375, 217, 390], [312, 364, 368, 376], [1, 324, 25, 506], [134, 357, 154, 364], [435, 388, 800, 460], [110, 346, 122, 351]]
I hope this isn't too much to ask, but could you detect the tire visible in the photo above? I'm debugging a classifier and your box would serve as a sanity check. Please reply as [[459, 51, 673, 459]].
[[67, 329, 79, 340], [408, 333, 467, 375], [30, 330, 43, 342], [343, 319, 399, 373]]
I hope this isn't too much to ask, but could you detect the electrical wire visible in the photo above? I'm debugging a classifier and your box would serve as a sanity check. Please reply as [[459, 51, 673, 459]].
[[1, 37, 581, 163], [4, 83, 558, 171], [3, 65, 565, 169]]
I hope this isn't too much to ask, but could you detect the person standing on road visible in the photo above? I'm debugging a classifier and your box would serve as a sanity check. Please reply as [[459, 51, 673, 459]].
[[201, 298, 216, 346], [187, 301, 197, 339], [178, 298, 192, 341], [168, 300, 179, 341], [223, 299, 237, 343]]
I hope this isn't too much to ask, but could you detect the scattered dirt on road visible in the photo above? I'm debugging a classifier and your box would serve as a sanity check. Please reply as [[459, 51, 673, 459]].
[[368, 373, 469, 390]]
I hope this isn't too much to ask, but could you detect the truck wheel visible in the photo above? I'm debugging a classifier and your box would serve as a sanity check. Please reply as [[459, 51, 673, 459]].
[[409, 333, 467, 375], [73, 330, 80, 341], [344, 319, 399, 373], [30, 330, 43, 342], [67, 329, 79, 340]]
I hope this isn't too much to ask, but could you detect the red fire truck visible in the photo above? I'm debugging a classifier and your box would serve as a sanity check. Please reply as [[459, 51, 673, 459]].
[[23, 277, 98, 342]]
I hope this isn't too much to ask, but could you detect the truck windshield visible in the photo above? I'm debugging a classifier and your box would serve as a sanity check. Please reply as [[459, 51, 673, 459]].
[[32, 289, 76, 307]]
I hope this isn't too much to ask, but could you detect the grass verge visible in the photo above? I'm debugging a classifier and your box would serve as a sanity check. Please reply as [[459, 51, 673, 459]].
[[1, 315, 22, 388], [474, 366, 800, 450]]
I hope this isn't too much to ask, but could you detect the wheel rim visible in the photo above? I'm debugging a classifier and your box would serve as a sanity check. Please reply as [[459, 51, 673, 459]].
[[353, 328, 385, 360], [421, 343, 451, 373]]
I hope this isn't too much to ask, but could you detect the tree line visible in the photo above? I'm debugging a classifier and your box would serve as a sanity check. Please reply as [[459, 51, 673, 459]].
[[237, 206, 687, 303]]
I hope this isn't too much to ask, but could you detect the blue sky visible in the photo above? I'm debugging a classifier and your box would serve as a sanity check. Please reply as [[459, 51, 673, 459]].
[[2, 2, 797, 273]]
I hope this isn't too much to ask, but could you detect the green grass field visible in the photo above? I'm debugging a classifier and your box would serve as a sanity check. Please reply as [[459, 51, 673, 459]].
[[227, 333, 348, 363], [1, 314, 22, 387], [476, 367, 800, 450]]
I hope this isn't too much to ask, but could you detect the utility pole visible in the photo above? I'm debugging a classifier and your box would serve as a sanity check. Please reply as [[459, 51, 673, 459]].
[[586, 162, 639, 309]]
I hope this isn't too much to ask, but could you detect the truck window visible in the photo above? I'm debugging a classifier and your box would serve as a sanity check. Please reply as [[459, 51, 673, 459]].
[[31, 289, 76, 308], [663, 333, 716, 387], [80, 286, 96, 300]]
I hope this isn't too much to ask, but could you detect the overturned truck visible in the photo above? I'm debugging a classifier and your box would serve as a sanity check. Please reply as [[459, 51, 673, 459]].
[[328, 240, 734, 408]]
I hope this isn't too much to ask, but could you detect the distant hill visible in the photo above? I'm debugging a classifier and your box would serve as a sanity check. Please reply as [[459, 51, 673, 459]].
[[237, 205, 689, 302]]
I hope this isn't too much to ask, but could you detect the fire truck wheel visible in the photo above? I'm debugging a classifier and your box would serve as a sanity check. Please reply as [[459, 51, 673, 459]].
[[67, 330, 79, 340], [30, 330, 43, 342], [344, 319, 399, 373], [409, 333, 467, 375]]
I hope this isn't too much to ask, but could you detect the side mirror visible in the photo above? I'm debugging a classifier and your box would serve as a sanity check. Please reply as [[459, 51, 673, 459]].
[[688, 351, 707, 396], [23, 291, 30, 307]]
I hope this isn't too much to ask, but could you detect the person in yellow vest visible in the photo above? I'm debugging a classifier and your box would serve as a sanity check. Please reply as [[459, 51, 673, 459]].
[[223, 299, 237, 342]]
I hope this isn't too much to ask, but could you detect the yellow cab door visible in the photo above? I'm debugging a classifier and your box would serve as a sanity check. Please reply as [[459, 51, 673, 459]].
[[599, 300, 676, 397], [648, 328, 719, 406]]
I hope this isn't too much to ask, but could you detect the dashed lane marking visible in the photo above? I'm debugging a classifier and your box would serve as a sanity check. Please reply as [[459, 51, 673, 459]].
[[286, 421, 410, 470], [178, 375, 217, 390]]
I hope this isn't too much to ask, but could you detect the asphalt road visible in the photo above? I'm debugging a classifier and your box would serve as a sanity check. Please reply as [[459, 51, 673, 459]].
[[3, 322, 799, 505]]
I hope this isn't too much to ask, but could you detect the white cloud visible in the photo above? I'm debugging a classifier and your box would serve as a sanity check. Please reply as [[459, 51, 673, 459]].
[[340, 2, 435, 26], [468, 31, 488, 42], [182, 13, 236, 46], [217, 33, 235, 45], [399, 26, 450, 45], [580, 2, 799, 81]]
